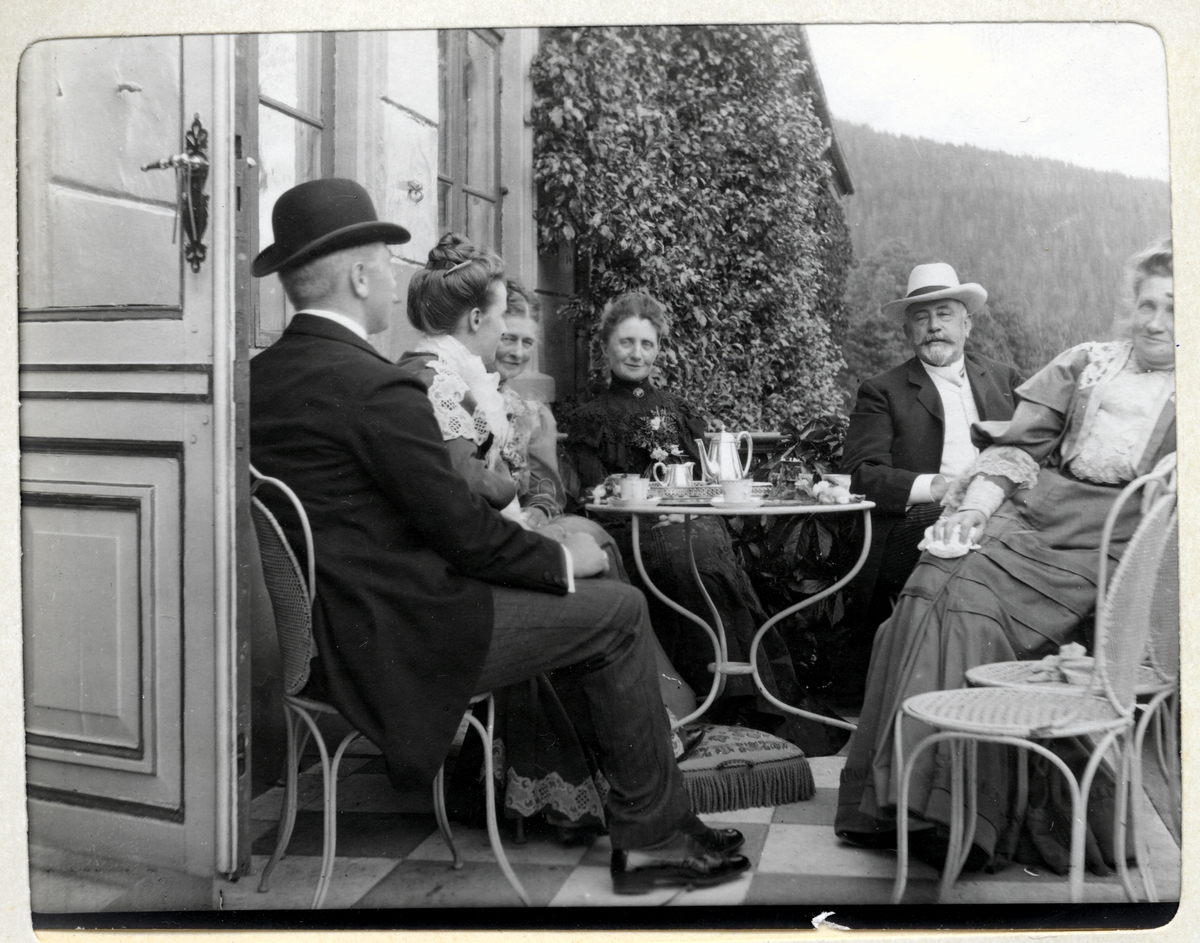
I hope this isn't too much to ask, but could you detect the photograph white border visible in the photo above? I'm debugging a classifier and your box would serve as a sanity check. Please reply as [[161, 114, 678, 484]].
[[0, 1, 1194, 941]]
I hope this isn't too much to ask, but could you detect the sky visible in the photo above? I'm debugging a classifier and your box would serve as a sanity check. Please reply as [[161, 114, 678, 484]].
[[805, 23, 1170, 182]]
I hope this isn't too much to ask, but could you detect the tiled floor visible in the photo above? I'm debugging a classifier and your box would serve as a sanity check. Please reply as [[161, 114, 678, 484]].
[[31, 736, 1181, 913], [212, 747, 1179, 910]]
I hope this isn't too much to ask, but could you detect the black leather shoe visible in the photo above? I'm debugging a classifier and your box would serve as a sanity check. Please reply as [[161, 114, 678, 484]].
[[689, 824, 745, 855], [611, 832, 750, 895]]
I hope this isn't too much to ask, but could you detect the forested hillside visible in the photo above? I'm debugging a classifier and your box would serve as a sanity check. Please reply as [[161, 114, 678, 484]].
[[835, 121, 1171, 396]]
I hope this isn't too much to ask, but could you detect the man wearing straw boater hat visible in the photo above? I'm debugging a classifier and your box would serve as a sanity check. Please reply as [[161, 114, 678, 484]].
[[249, 178, 749, 894], [837, 263, 1025, 692]]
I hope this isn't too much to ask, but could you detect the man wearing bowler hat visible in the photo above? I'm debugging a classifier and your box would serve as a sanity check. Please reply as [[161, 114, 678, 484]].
[[249, 178, 748, 894], [836, 263, 1024, 693]]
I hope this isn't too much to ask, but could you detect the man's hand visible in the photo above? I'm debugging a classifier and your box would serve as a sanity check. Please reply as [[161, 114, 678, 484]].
[[563, 532, 610, 578], [929, 474, 950, 503]]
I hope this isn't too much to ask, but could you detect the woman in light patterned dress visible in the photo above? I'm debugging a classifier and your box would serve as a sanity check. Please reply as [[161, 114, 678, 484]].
[[835, 238, 1176, 876]]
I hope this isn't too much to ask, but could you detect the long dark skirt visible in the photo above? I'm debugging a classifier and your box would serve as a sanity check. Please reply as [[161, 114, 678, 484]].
[[835, 469, 1141, 872]]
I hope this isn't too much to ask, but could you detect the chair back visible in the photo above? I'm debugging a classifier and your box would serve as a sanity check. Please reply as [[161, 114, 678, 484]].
[[1091, 469, 1177, 716], [1144, 512, 1180, 686], [250, 465, 319, 696]]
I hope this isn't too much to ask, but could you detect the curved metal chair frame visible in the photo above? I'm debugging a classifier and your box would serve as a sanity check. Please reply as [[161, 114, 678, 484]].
[[965, 468, 1180, 843], [891, 471, 1177, 905], [250, 465, 530, 908]]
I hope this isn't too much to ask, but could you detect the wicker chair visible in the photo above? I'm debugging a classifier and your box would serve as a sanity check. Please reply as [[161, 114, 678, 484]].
[[965, 465, 1178, 812], [891, 471, 1177, 904], [250, 466, 530, 908], [963, 464, 1180, 881]]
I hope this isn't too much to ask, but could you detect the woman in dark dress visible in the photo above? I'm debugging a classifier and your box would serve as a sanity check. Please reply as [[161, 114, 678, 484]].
[[564, 291, 844, 754]]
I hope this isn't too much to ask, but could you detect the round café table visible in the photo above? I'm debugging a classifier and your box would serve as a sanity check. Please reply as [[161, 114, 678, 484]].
[[587, 498, 874, 732]]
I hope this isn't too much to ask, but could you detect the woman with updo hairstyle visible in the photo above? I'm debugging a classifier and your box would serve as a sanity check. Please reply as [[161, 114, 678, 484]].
[[836, 237, 1176, 876], [397, 233, 522, 517], [563, 291, 846, 756]]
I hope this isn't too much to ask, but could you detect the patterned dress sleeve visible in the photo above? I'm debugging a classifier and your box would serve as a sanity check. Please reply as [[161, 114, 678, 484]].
[[969, 343, 1093, 464], [397, 353, 517, 509]]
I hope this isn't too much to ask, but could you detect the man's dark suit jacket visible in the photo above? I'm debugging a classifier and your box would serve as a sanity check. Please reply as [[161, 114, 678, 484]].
[[840, 350, 1024, 622], [251, 314, 568, 788]]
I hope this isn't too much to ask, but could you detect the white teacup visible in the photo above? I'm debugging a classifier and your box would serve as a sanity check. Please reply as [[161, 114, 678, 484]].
[[618, 476, 650, 501], [721, 478, 753, 503]]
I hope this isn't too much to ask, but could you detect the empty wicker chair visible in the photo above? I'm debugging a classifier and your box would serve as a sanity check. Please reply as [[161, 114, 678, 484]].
[[891, 472, 1176, 904], [250, 465, 530, 908]]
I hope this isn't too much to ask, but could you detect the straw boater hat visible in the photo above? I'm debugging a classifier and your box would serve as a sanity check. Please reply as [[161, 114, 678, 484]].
[[252, 178, 411, 277], [882, 262, 987, 318]]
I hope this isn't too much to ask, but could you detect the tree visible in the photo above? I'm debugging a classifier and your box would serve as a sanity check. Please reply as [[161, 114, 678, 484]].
[[970, 290, 1045, 376], [839, 237, 918, 401], [531, 26, 852, 428]]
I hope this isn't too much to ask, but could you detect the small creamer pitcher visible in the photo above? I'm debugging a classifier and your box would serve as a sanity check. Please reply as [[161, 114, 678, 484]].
[[652, 461, 696, 488]]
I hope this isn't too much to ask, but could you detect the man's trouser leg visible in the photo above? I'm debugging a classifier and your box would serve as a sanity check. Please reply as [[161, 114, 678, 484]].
[[477, 580, 692, 850], [874, 501, 945, 605]]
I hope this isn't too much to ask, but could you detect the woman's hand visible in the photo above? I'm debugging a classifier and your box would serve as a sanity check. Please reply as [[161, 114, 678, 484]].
[[931, 509, 987, 545], [563, 532, 610, 578]]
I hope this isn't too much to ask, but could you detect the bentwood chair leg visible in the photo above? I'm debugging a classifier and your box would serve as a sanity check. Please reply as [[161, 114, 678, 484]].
[[463, 695, 530, 902], [891, 713, 910, 904], [1165, 694, 1180, 833], [939, 740, 966, 901], [1067, 773, 1086, 904], [433, 765, 464, 870], [310, 729, 362, 910], [955, 740, 980, 878], [1014, 747, 1030, 833], [304, 715, 334, 909], [260, 706, 303, 893], [1117, 733, 1152, 902], [473, 696, 531, 906]]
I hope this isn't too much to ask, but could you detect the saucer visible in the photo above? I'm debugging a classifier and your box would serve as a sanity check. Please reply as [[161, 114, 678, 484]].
[[610, 496, 662, 508], [710, 496, 764, 510]]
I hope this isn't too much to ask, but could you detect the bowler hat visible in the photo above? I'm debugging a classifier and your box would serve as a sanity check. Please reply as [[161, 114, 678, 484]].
[[252, 178, 411, 277], [882, 262, 987, 318]]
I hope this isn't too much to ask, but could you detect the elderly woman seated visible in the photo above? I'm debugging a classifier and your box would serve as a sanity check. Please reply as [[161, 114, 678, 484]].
[[835, 238, 1176, 874]]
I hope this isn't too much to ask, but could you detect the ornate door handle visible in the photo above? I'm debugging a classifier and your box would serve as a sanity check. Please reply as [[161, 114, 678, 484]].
[[142, 113, 210, 273]]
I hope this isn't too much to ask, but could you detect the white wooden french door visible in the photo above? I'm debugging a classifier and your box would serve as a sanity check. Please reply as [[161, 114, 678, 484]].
[[18, 34, 244, 880]]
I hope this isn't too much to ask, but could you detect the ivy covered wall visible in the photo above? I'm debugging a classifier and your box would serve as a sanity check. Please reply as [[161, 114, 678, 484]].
[[531, 25, 854, 428]]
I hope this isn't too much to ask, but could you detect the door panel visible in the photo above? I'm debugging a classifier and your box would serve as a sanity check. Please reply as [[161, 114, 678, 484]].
[[19, 34, 237, 880], [23, 447, 182, 814], [19, 37, 183, 312]]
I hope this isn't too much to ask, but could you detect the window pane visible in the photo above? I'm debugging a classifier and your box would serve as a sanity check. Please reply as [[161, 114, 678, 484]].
[[438, 32, 450, 177], [438, 179, 452, 235], [465, 193, 495, 251], [462, 31, 496, 195], [257, 105, 321, 336], [259, 32, 322, 117], [257, 273, 291, 338], [257, 106, 322, 253]]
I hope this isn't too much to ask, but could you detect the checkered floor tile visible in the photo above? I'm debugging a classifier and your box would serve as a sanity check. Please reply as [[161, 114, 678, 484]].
[[31, 747, 1180, 913]]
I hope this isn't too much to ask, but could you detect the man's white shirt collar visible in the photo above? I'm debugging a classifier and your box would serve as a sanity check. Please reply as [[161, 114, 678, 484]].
[[920, 356, 968, 387], [297, 308, 369, 341]]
